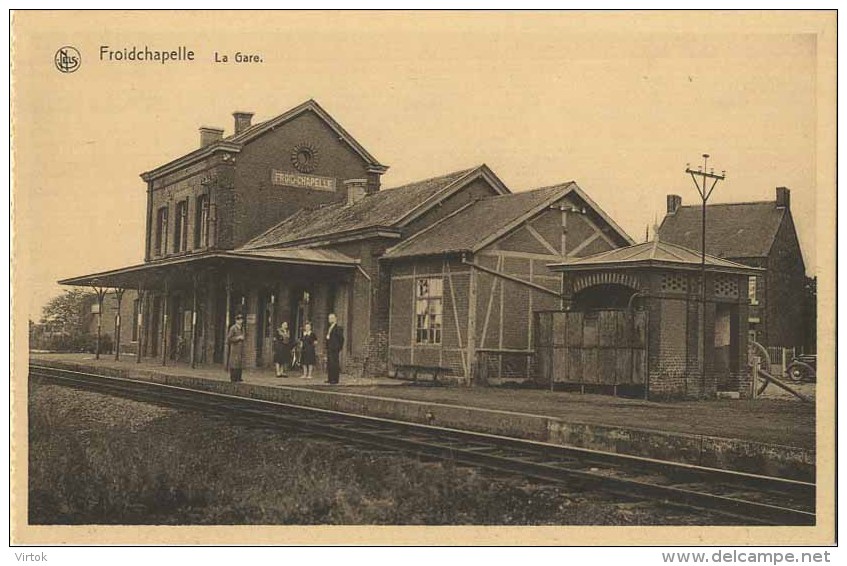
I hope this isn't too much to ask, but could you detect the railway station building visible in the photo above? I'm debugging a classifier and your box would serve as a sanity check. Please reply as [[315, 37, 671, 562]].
[[60, 99, 634, 382]]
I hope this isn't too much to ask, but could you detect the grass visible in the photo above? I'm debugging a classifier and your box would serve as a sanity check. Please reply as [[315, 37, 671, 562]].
[[28, 380, 737, 525]]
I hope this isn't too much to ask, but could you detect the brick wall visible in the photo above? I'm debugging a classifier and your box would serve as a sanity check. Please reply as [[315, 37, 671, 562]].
[[764, 213, 806, 348], [232, 111, 375, 248], [145, 110, 380, 258], [83, 290, 139, 354], [147, 156, 220, 260], [388, 258, 470, 378], [645, 271, 752, 400]]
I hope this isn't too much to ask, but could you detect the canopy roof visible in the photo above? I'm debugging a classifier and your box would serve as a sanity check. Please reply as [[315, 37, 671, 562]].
[[59, 248, 357, 290], [548, 240, 763, 275]]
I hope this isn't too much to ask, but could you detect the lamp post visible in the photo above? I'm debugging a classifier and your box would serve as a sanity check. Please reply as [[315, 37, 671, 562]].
[[685, 155, 726, 398]]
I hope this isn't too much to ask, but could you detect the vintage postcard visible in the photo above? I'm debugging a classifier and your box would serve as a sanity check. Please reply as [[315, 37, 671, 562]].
[[10, 10, 837, 547]]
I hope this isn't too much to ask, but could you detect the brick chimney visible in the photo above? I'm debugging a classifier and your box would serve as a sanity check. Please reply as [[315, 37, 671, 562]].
[[199, 126, 224, 148], [233, 111, 254, 135], [776, 186, 790, 209], [344, 179, 369, 206], [667, 194, 682, 214]]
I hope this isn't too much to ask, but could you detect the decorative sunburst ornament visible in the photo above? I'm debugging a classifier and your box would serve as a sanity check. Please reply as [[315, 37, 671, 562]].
[[291, 143, 319, 173]]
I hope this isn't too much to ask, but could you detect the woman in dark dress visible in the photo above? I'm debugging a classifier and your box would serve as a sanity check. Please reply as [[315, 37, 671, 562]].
[[273, 321, 292, 377], [300, 321, 317, 379]]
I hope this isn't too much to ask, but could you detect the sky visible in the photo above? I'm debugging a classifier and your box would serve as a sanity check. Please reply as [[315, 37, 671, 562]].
[[13, 11, 832, 321]]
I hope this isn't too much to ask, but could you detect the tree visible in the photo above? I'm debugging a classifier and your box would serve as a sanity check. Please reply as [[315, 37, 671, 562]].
[[40, 288, 94, 335]]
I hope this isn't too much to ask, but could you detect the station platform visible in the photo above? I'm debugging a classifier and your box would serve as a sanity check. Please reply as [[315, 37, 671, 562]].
[[28, 352, 816, 481]]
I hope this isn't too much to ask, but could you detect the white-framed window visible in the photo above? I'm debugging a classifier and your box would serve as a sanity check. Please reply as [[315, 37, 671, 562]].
[[748, 276, 759, 305], [415, 277, 443, 344]]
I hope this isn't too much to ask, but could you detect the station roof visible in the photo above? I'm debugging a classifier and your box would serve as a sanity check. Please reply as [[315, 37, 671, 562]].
[[243, 165, 508, 249], [382, 181, 633, 260], [141, 99, 388, 182], [547, 239, 763, 275], [58, 248, 357, 290]]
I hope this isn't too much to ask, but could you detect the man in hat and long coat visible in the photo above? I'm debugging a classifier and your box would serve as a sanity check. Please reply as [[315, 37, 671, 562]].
[[227, 313, 246, 382], [325, 312, 344, 384]]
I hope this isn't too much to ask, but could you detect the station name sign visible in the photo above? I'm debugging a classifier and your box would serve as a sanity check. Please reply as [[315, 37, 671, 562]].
[[272, 170, 336, 192]]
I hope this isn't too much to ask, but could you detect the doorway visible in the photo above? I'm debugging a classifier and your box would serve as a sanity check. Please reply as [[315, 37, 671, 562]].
[[290, 286, 313, 340], [715, 303, 740, 390]]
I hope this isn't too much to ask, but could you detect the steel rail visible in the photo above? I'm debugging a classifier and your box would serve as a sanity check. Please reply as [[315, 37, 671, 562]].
[[29, 364, 815, 526]]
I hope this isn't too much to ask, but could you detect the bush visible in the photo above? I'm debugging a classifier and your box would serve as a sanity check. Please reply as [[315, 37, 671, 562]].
[[33, 332, 113, 354]]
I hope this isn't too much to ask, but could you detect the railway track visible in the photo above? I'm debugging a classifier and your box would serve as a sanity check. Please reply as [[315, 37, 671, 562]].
[[29, 364, 816, 526]]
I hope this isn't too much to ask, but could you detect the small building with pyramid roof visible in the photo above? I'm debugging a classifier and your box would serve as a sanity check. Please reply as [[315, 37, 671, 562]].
[[546, 239, 762, 399]]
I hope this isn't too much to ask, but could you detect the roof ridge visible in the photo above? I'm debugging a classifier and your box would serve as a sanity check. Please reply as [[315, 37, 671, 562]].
[[382, 166, 478, 192], [481, 182, 574, 201], [523, 181, 577, 193], [658, 240, 693, 262], [470, 182, 576, 252], [677, 200, 776, 208], [384, 199, 479, 256]]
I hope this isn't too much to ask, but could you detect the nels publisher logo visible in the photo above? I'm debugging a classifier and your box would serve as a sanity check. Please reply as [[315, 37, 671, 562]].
[[54, 46, 81, 73]]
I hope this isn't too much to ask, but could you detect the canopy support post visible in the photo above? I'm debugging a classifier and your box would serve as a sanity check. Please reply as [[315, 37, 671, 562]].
[[190, 274, 199, 369], [161, 280, 169, 366], [113, 288, 125, 361]]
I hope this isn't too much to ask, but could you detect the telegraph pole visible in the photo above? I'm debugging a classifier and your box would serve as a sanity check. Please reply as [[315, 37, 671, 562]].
[[685, 154, 725, 398]]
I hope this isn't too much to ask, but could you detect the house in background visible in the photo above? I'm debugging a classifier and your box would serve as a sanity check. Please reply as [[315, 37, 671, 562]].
[[658, 187, 807, 350], [81, 291, 140, 355]]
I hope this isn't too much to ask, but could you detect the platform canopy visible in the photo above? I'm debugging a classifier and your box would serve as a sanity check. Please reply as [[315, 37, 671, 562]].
[[58, 247, 359, 290], [548, 239, 763, 275]]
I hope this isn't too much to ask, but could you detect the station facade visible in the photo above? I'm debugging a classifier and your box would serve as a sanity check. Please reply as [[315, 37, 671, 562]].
[[59, 100, 765, 398], [60, 100, 634, 382]]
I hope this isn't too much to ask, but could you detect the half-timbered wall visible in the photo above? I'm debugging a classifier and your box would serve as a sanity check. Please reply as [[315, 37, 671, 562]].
[[473, 201, 619, 380], [389, 257, 471, 377], [387, 195, 624, 381]]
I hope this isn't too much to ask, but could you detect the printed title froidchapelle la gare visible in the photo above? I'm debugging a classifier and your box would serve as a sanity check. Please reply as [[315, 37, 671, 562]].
[[100, 45, 195, 64]]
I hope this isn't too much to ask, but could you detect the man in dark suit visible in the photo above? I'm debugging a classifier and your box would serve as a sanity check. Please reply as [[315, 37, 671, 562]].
[[325, 312, 344, 384]]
